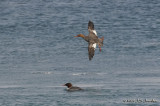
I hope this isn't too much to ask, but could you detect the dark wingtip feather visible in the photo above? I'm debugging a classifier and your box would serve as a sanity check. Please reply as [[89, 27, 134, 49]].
[[88, 45, 95, 61], [88, 21, 94, 30], [89, 57, 92, 61]]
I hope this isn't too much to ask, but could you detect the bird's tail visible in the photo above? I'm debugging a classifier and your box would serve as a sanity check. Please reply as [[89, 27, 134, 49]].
[[98, 36, 104, 52], [99, 36, 104, 46], [101, 36, 104, 43]]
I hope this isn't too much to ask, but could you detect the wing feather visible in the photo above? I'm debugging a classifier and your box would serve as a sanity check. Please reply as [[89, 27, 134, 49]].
[[88, 43, 95, 60], [88, 21, 94, 30]]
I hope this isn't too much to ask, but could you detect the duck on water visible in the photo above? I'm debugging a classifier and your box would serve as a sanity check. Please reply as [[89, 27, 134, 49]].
[[63, 83, 82, 91]]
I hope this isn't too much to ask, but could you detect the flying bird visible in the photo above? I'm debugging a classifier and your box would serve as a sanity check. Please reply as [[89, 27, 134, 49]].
[[74, 21, 104, 60]]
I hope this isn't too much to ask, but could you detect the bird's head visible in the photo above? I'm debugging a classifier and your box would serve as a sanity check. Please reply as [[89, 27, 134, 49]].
[[63, 83, 72, 88], [74, 34, 85, 38]]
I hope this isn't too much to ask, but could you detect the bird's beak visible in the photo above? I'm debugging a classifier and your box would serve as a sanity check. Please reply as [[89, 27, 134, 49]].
[[74, 35, 78, 37]]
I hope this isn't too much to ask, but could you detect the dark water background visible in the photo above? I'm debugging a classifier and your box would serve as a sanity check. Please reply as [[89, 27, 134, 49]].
[[0, 0, 160, 106]]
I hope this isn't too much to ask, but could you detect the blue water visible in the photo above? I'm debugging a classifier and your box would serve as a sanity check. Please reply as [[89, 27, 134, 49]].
[[0, 0, 160, 106]]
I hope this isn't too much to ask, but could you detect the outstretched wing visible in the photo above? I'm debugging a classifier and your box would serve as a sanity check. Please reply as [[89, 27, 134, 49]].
[[88, 42, 95, 61], [88, 20, 94, 30], [88, 21, 98, 39]]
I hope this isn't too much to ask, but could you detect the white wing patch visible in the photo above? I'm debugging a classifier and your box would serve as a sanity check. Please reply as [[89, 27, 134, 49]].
[[92, 43, 96, 49], [92, 30, 97, 36], [92, 30, 97, 49]]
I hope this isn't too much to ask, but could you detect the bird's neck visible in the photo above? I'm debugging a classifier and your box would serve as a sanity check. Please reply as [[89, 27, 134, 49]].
[[79, 34, 85, 39]]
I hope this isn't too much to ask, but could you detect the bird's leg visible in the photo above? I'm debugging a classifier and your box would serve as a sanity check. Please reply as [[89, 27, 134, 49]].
[[98, 44, 101, 52]]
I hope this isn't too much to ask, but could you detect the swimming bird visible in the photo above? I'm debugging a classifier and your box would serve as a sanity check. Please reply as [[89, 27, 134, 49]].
[[74, 21, 104, 60], [63, 83, 82, 91]]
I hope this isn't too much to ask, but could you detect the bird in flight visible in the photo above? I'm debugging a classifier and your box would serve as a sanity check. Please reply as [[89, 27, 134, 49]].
[[74, 21, 104, 60]]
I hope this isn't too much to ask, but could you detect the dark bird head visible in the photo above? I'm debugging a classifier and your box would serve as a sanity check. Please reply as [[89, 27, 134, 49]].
[[88, 20, 94, 30], [63, 83, 72, 88]]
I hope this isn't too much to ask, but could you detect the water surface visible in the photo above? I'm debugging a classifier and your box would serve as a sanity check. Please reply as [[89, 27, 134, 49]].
[[0, 0, 160, 106]]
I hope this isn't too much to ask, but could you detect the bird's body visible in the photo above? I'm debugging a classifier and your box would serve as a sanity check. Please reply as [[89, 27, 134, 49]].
[[74, 21, 104, 60]]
